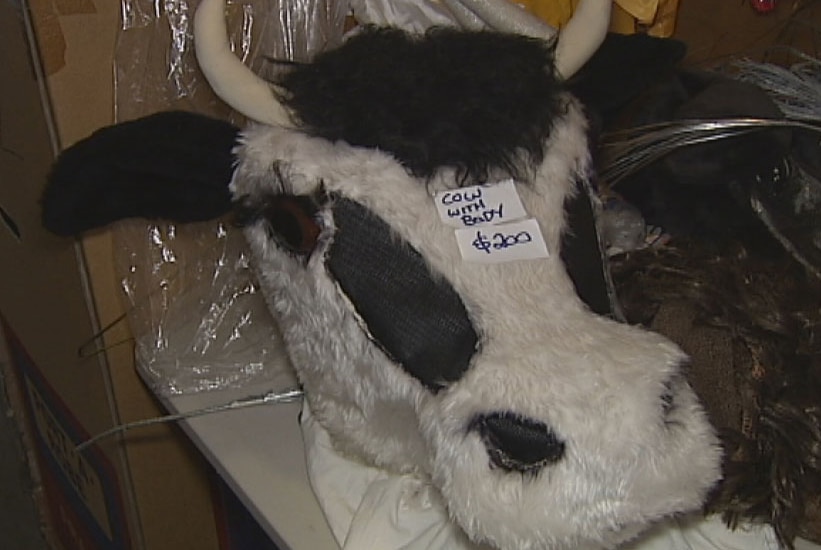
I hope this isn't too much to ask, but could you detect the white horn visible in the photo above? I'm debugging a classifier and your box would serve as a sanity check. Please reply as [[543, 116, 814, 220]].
[[447, 0, 559, 38], [452, 0, 611, 79], [440, 0, 492, 30], [194, 0, 291, 126], [553, 0, 611, 79]]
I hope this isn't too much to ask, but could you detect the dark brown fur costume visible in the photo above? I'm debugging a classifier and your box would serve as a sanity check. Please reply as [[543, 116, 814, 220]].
[[611, 237, 821, 548]]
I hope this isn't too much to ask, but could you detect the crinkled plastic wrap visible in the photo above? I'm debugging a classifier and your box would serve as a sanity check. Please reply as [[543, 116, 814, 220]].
[[112, 0, 347, 395]]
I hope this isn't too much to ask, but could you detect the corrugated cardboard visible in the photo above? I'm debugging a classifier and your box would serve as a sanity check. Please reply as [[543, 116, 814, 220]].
[[0, 1, 226, 548]]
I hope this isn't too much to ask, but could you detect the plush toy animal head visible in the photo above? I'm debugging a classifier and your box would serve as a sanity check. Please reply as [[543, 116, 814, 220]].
[[227, 118, 720, 550], [42, 1, 721, 548]]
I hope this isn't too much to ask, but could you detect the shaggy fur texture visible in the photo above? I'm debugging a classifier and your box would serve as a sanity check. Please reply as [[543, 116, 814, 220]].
[[231, 94, 721, 550], [272, 26, 564, 184], [42, 29, 724, 550], [611, 238, 821, 548]]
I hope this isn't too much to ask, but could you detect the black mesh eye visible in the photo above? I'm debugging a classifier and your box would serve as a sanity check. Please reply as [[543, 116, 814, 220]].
[[326, 198, 479, 391], [234, 194, 322, 256]]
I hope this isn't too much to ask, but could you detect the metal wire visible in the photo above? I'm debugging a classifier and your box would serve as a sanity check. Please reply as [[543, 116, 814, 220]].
[[75, 386, 304, 452]]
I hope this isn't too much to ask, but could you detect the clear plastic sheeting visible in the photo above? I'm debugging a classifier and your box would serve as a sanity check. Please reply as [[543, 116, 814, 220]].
[[349, 0, 462, 32], [114, 219, 288, 394], [116, 0, 348, 122], [112, 0, 347, 394]]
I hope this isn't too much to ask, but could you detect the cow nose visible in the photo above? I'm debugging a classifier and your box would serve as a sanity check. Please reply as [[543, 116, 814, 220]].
[[469, 412, 566, 474]]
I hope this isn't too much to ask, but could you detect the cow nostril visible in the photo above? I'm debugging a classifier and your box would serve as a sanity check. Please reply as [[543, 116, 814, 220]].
[[469, 412, 565, 474], [661, 383, 675, 416], [661, 374, 686, 426]]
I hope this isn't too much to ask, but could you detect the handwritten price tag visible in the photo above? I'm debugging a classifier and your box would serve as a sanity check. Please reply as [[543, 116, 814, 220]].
[[434, 179, 527, 228], [455, 218, 549, 263]]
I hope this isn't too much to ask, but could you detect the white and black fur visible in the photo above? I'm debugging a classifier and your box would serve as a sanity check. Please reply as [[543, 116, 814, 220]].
[[43, 22, 721, 550], [229, 102, 720, 550]]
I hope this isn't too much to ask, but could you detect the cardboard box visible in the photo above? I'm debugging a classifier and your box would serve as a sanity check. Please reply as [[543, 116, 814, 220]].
[[674, 0, 821, 66], [0, 2, 244, 548]]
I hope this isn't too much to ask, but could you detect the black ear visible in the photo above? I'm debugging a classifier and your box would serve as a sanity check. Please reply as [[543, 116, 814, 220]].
[[42, 110, 240, 236], [567, 33, 687, 127], [561, 180, 621, 319]]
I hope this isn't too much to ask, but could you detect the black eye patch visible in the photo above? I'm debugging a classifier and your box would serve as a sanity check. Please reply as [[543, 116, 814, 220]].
[[326, 198, 479, 392], [234, 194, 322, 257]]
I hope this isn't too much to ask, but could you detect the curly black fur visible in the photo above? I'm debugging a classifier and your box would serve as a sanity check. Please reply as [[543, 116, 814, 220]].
[[272, 26, 565, 184]]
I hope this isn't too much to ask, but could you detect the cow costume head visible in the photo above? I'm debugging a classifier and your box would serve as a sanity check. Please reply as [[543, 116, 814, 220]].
[[42, 0, 721, 548]]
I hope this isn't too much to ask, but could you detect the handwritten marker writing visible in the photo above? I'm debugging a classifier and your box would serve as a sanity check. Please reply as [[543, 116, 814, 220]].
[[434, 180, 527, 228], [471, 228, 533, 254], [456, 218, 549, 263]]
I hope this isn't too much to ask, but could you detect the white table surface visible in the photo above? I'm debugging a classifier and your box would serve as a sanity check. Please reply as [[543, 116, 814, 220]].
[[157, 372, 339, 550]]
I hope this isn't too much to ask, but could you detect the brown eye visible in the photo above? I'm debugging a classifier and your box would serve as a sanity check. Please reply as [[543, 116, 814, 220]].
[[235, 194, 322, 256]]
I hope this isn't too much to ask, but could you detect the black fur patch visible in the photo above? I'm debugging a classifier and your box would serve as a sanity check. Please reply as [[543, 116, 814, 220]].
[[274, 27, 564, 184]]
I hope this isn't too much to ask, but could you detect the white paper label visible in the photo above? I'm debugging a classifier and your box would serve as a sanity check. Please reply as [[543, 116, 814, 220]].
[[434, 179, 527, 228], [455, 218, 549, 263]]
